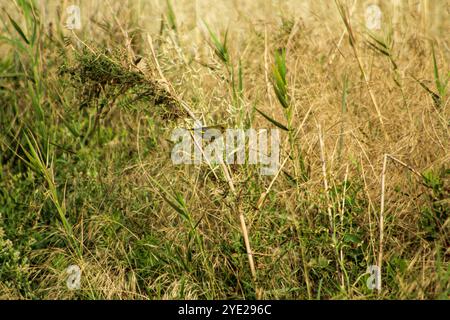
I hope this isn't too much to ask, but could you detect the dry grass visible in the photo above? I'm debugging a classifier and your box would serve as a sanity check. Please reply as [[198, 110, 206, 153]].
[[0, 0, 448, 299]]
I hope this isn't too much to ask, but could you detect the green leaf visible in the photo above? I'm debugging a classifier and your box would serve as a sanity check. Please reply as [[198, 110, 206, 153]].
[[160, 192, 188, 220], [255, 107, 289, 131], [367, 33, 388, 50], [273, 86, 289, 109], [166, 0, 177, 32], [343, 233, 362, 244], [6, 13, 29, 45], [431, 44, 446, 98], [412, 75, 441, 108], [204, 21, 229, 64], [238, 59, 243, 97], [275, 51, 286, 83], [272, 49, 289, 109], [366, 40, 390, 57]]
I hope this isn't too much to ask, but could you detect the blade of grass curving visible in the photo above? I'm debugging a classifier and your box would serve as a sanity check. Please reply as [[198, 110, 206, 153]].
[[204, 21, 229, 64], [255, 107, 289, 131], [6, 13, 29, 44], [412, 75, 441, 108]]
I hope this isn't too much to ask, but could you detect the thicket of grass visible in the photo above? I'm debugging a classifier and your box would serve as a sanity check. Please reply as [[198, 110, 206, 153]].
[[0, 0, 448, 299]]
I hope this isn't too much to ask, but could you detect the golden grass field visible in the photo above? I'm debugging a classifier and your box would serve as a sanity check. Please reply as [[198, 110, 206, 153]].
[[0, 0, 449, 299]]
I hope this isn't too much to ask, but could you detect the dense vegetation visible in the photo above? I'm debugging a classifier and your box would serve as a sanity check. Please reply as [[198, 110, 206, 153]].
[[0, 0, 448, 299]]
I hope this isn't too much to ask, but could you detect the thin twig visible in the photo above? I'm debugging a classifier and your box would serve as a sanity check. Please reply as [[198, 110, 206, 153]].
[[264, 26, 274, 111], [378, 154, 388, 293]]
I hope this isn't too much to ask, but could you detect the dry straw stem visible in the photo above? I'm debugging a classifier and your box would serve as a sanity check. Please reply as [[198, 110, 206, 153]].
[[378, 153, 426, 294], [379, 154, 388, 293], [264, 26, 274, 111], [147, 34, 198, 121], [340, 164, 350, 289], [328, 0, 357, 66], [335, 0, 388, 140]]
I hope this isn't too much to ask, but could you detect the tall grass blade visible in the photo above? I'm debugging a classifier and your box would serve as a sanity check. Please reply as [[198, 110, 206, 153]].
[[6, 13, 29, 44], [255, 107, 289, 131]]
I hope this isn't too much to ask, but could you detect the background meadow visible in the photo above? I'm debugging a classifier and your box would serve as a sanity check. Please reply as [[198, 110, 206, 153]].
[[0, 0, 449, 299]]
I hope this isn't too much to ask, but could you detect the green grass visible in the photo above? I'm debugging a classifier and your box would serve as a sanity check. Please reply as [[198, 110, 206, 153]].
[[0, 0, 448, 299]]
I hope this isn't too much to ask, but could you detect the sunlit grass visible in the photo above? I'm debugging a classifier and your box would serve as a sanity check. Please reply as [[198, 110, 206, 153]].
[[0, 0, 448, 300]]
